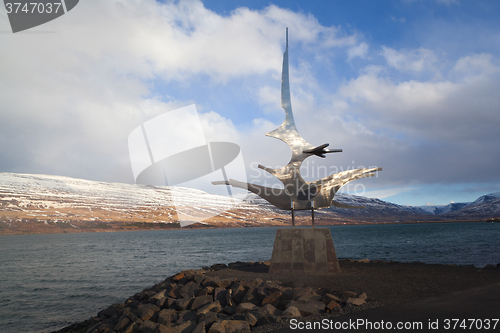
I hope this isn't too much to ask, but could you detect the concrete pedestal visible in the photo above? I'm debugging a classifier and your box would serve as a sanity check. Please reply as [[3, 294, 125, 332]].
[[269, 228, 341, 274]]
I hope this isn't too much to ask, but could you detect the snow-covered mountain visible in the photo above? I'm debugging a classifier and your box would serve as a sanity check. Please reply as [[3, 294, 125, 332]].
[[0, 172, 278, 233], [417, 202, 470, 215], [1, 172, 499, 234], [331, 193, 429, 217], [329, 192, 500, 220], [414, 193, 500, 220], [443, 192, 500, 220], [470, 192, 500, 205]]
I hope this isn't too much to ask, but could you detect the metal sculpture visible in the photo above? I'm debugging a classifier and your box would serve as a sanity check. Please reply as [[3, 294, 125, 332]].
[[213, 28, 381, 227]]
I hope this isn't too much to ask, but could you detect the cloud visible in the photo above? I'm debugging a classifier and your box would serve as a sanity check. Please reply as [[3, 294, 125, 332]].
[[0, 0, 363, 183], [363, 187, 417, 199], [381, 46, 438, 72], [1, 0, 499, 205], [390, 16, 406, 23], [331, 52, 500, 185], [452, 53, 497, 77], [348, 42, 369, 60]]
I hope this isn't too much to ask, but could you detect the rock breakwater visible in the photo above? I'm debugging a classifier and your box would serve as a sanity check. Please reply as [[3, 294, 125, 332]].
[[54, 262, 373, 333]]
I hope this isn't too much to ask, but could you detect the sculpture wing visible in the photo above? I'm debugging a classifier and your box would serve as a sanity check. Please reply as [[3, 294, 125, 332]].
[[313, 167, 383, 189]]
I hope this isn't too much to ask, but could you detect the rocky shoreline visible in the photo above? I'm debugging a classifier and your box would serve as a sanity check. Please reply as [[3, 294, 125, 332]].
[[53, 261, 379, 333], [53, 259, 500, 333]]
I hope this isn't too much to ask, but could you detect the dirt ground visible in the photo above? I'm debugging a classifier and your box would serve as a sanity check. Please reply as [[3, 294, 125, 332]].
[[204, 260, 500, 306]]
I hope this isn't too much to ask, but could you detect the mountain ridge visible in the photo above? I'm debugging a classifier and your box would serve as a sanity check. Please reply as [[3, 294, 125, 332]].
[[1, 172, 499, 235]]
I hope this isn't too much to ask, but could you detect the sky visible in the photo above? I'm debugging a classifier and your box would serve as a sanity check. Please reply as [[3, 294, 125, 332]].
[[1, 0, 500, 206]]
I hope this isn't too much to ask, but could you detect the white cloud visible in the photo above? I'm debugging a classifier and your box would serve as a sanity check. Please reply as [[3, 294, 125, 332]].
[[381, 46, 437, 72], [199, 111, 241, 144], [1, 0, 500, 202], [258, 86, 281, 113], [348, 42, 369, 60], [0, 0, 363, 183], [329, 52, 500, 185], [363, 187, 417, 199], [243, 45, 500, 189], [452, 53, 497, 77]]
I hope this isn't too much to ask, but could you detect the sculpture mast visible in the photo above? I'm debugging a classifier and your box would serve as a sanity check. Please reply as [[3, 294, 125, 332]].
[[213, 29, 382, 227]]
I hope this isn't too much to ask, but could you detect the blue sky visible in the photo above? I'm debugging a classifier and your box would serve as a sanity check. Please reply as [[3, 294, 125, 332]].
[[1, 0, 500, 206]]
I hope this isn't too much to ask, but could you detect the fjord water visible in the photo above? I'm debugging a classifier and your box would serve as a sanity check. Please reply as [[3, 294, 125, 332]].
[[1, 222, 499, 333]]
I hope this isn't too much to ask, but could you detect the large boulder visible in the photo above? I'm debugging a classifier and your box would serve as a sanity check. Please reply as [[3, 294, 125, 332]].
[[139, 320, 158, 332], [326, 301, 342, 313], [214, 278, 235, 289], [137, 303, 160, 321], [198, 286, 215, 296], [282, 306, 301, 317], [346, 297, 366, 306], [196, 300, 222, 316], [123, 322, 139, 333], [156, 321, 198, 333], [221, 320, 251, 333], [241, 287, 259, 305], [149, 290, 167, 303], [191, 295, 214, 311], [244, 313, 257, 327], [255, 304, 282, 326], [208, 322, 225, 333], [286, 300, 325, 316], [168, 285, 182, 299], [346, 292, 367, 306], [98, 303, 124, 319], [172, 272, 187, 283], [180, 282, 202, 299], [257, 303, 281, 317], [214, 288, 227, 307], [174, 297, 194, 311], [235, 302, 258, 313], [322, 293, 341, 305], [175, 320, 197, 333], [177, 310, 197, 324], [158, 308, 178, 326], [261, 291, 282, 307], [114, 317, 130, 331], [230, 283, 247, 304], [192, 321, 205, 333]]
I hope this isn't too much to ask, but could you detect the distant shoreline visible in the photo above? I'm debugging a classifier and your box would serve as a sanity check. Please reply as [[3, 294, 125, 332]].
[[1, 218, 495, 236]]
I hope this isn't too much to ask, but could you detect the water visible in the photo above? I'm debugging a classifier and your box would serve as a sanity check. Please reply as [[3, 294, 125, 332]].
[[329, 222, 500, 266], [0, 222, 499, 333]]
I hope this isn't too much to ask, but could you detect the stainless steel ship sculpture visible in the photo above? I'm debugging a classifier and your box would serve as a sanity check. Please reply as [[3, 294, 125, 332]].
[[213, 28, 381, 227]]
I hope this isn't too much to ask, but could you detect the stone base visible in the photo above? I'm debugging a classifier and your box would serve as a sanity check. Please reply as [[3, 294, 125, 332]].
[[269, 228, 341, 274]]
